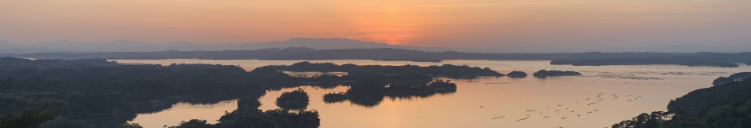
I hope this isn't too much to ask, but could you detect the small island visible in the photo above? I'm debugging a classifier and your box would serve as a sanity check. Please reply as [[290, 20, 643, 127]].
[[532, 70, 582, 78], [323, 80, 457, 107], [322, 92, 349, 103], [374, 58, 442, 63], [507, 71, 528, 78], [276, 89, 310, 110]]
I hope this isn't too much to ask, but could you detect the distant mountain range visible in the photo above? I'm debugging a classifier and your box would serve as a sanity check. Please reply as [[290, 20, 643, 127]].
[[5, 47, 750, 67], [2, 37, 750, 54], [0, 38, 459, 54]]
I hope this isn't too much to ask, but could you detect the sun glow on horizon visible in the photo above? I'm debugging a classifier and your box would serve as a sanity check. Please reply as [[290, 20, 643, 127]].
[[1, 0, 749, 48]]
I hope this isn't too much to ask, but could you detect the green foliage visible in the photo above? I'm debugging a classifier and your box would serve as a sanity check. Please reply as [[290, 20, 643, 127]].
[[38, 118, 97, 128], [668, 78, 751, 119], [612, 73, 751, 128], [614, 101, 751, 128], [712, 72, 751, 86], [0, 106, 62, 128], [611, 111, 672, 128], [700, 102, 751, 128]]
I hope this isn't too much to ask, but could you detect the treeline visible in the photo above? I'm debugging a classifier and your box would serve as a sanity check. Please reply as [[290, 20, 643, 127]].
[[171, 97, 320, 128], [532, 70, 582, 78], [4, 47, 564, 61], [260, 61, 504, 79], [507, 71, 528, 78], [0, 57, 480, 128], [323, 80, 457, 107], [275, 89, 310, 110], [611, 72, 751, 128], [249, 66, 435, 90], [5, 47, 750, 67], [0, 57, 117, 68], [713, 72, 751, 86], [0, 57, 327, 128]]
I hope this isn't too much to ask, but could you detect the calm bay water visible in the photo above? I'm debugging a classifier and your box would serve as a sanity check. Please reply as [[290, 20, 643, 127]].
[[114, 59, 751, 128]]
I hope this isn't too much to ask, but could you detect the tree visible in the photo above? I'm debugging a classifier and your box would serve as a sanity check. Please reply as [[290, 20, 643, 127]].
[[0, 106, 62, 128], [275, 89, 310, 110]]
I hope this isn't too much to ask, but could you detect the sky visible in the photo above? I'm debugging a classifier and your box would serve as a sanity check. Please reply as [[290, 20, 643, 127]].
[[1, 0, 750, 49]]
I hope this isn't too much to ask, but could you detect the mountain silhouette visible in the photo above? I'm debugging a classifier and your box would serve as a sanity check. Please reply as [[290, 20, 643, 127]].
[[0, 38, 458, 54]]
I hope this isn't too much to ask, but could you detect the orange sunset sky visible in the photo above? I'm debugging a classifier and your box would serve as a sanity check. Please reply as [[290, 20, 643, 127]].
[[1, 0, 749, 48]]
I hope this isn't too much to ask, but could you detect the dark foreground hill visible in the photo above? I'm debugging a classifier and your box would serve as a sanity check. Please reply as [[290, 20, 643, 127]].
[[612, 72, 751, 128]]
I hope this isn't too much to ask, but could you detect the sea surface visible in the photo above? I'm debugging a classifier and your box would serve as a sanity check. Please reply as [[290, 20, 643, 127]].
[[113, 59, 751, 128]]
